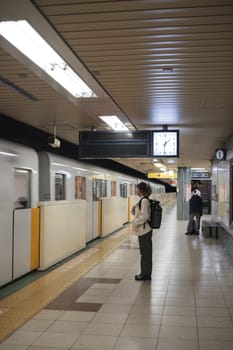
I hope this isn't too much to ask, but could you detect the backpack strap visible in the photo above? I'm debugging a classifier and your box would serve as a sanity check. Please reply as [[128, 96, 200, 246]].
[[138, 196, 148, 210], [138, 196, 149, 229]]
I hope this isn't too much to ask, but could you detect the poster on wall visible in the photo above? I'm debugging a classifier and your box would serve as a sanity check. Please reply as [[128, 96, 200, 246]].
[[185, 184, 192, 202], [218, 162, 230, 223]]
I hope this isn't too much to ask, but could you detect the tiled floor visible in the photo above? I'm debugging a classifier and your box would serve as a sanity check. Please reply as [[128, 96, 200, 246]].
[[1, 201, 233, 349]]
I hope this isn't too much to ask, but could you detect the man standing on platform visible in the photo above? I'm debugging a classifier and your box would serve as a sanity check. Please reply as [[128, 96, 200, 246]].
[[185, 189, 203, 235]]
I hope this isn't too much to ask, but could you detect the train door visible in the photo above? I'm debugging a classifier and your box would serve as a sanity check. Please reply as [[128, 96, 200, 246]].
[[75, 176, 90, 242], [13, 168, 31, 279], [91, 179, 107, 240], [92, 179, 100, 239]]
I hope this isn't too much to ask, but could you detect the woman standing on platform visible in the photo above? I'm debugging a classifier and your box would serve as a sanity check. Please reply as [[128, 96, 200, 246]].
[[131, 182, 152, 281]]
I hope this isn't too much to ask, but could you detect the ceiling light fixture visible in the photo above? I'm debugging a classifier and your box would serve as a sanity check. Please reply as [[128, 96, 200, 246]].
[[191, 168, 208, 171], [154, 163, 163, 167], [0, 20, 96, 98], [99, 115, 129, 131], [0, 151, 18, 157], [162, 67, 174, 72]]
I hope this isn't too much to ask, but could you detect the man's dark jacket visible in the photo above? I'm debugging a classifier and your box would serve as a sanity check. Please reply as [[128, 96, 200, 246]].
[[189, 195, 203, 215]]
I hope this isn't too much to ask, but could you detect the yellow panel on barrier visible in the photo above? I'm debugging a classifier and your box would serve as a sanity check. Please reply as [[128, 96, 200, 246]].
[[128, 197, 131, 222]]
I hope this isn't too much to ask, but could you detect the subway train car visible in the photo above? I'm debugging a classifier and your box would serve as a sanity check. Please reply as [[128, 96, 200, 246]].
[[0, 139, 170, 287], [0, 139, 39, 287]]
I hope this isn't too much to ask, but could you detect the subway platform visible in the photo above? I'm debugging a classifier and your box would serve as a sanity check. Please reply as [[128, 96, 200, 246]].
[[1, 201, 233, 350]]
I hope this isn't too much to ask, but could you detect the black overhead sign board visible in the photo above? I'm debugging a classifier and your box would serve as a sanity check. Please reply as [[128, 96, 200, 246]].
[[78, 130, 179, 158]]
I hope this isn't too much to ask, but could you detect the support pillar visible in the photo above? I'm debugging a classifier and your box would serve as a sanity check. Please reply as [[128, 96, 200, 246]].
[[177, 167, 191, 220]]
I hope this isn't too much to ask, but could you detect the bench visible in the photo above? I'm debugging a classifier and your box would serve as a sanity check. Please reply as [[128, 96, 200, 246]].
[[201, 220, 221, 239]]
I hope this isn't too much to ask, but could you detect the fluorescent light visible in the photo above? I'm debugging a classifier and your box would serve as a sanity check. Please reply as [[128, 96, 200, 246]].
[[51, 162, 68, 167], [0, 151, 17, 157], [72, 167, 88, 171], [99, 115, 129, 131], [191, 168, 208, 171], [167, 159, 176, 164], [15, 169, 29, 173], [0, 20, 96, 98]]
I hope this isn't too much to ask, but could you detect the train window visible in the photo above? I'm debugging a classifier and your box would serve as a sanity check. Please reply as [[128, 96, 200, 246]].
[[14, 168, 31, 209], [92, 179, 99, 201], [111, 181, 116, 196], [120, 183, 127, 198], [100, 179, 107, 197], [55, 173, 66, 200], [75, 176, 86, 200], [92, 179, 107, 201], [130, 183, 133, 195]]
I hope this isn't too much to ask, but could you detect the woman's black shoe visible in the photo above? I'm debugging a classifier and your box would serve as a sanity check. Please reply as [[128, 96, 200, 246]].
[[135, 274, 151, 281]]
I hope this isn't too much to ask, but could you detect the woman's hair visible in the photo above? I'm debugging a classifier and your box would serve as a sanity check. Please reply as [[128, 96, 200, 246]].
[[136, 182, 152, 197]]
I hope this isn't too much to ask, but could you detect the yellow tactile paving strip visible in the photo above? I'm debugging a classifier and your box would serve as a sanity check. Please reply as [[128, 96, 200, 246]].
[[0, 226, 131, 343]]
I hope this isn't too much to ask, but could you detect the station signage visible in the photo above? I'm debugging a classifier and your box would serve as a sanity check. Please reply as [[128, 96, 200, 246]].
[[147, 172, 177, 179]]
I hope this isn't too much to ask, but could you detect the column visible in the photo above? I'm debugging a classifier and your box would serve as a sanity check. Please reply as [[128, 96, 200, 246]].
[[177, 167, 191, 220]]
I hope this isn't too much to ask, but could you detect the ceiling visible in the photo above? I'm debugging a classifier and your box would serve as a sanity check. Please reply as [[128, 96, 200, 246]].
[[1, 0, 233, 181]]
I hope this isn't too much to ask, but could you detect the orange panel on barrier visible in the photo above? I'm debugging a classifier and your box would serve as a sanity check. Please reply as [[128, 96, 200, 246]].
[[31, 208, 40, 270]]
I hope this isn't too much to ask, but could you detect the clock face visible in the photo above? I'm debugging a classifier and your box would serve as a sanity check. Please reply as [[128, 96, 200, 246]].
[[152, 131, 179, 157], [215, 149, 225, 160]]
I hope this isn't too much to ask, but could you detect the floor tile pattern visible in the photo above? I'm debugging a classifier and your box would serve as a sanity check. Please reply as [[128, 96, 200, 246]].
[[46, 278, 121, 312], [1, 201, 233, 350]]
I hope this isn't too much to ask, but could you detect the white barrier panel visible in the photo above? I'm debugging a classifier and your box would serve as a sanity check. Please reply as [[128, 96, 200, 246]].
[[91, 201, 100, 240], [129, 195, 139, 222], [101, 197, 128, 237], [13, 209, 31, 279], [121, 198, 128, 224], [39, 200, 87, 270]]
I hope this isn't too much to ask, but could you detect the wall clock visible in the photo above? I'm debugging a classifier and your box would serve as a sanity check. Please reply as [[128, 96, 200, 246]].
[[152, 130, 179, 157]]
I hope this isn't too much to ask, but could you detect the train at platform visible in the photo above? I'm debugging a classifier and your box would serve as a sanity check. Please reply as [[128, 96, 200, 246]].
[[0, 139, 175, 287]]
